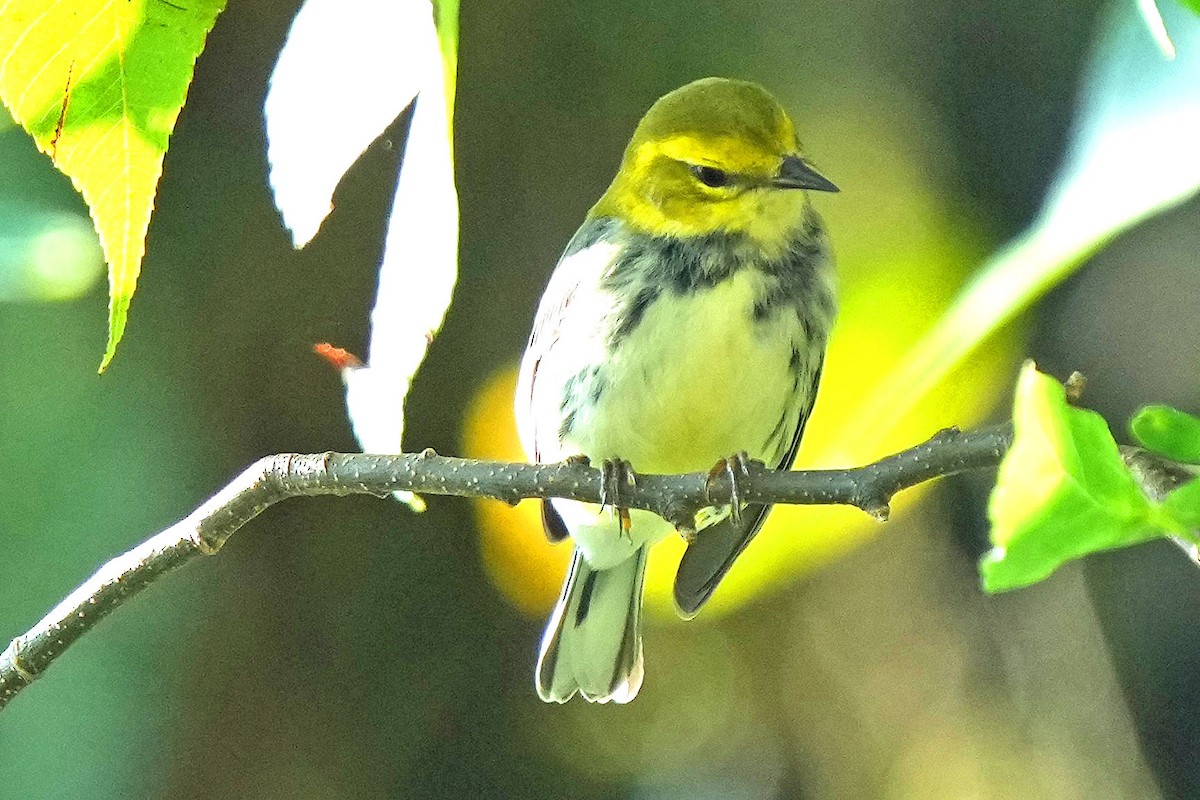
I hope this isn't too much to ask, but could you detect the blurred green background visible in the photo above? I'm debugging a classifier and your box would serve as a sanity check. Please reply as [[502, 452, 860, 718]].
[[2, 0, 1199, 797]]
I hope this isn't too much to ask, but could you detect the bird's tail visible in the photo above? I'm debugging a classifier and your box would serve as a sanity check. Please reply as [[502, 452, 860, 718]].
[[536, 546, 648, 704]]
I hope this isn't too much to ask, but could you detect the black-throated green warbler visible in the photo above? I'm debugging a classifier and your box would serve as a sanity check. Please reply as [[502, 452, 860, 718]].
[[516, 77, 838, 703]]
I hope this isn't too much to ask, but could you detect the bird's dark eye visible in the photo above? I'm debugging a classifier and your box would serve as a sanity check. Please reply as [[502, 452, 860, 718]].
[[690, 165, 730, 188]]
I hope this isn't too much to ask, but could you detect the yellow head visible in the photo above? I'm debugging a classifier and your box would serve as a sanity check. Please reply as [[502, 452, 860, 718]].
[[591, 77, 837, 255]]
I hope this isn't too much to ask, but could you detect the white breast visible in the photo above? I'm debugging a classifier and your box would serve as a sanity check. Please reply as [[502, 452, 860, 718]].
[[517, 236, 822, 568], [581, 269, 803, 469]]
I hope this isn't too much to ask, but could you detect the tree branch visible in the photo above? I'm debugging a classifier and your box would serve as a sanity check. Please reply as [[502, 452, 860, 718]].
[[0, 422, 1173, 711]]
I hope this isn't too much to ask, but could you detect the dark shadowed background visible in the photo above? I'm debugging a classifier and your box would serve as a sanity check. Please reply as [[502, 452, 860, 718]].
[[2, 0, 1198, 797]]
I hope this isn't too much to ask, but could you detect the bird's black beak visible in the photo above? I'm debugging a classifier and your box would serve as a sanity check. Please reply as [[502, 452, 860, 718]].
[[772, 156, 839, 192]]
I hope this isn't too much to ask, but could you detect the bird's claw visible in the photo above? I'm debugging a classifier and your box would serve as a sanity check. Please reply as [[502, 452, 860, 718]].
[[600, 458, 636, 537], [706, 452, 755, 525]]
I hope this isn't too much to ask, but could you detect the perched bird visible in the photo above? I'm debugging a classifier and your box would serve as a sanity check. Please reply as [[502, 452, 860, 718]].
[[515, 77, 838, 704]]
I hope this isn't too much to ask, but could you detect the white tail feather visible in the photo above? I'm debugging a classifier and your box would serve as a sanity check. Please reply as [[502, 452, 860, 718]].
[[536, 547, 647, 704]]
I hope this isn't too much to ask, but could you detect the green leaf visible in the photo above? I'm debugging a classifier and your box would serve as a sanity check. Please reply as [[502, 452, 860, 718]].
[[849, 0, 1200, 442], [1183, 0, 1200, 17], [1131, 405, 1200, 464], [1165, 479, 1200, 529], [982, 363, 1161, 592], [0, 1, 227, 371]]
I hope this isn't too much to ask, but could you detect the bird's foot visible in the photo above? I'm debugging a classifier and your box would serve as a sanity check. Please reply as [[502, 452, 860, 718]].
[[705, 452, 758, 525], [600, 458, 636, 537]]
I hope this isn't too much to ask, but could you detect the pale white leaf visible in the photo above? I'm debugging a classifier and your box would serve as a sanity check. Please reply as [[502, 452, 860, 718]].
[[342, 4, 458, 510], [265, 0, 430, 247]]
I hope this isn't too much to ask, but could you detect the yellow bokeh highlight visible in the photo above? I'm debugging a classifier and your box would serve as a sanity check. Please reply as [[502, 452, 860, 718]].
[[0, 209, 105, 302], [463, 95, 1023, 620], [462, 368, 573, 614]]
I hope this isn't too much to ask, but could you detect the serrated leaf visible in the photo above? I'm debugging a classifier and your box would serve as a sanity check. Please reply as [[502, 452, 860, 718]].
[[0, 0, 227, 371], [849, 0, 1200, 444], [1130, 405, 1200, 464], [982, 363, 1160, 592]]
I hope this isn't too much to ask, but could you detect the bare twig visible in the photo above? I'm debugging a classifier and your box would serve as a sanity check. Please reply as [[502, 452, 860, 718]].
[[0, 422, 1178, 710]]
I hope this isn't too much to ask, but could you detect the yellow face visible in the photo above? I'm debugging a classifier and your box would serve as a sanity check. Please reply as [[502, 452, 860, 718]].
[[591, 78, 837, 255]]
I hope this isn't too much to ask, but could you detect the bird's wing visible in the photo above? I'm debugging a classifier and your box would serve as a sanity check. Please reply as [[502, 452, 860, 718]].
[[516, 219, 619, 543], [672, 358, 825, 618], [541, 494, 571, 543], [520, 261, 582, 544]]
